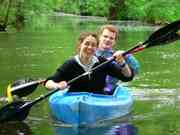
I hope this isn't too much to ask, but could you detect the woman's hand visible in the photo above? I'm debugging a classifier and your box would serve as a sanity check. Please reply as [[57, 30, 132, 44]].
[[45, 80, 68, 90], [56, 81, 68, 89]]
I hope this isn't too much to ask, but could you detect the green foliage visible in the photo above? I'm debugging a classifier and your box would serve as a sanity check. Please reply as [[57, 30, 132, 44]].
[[144, 0, 180, 23], [122, 0, 180, 23], [0, 0, 10, 23], [124, 0, 147, 20], [55, 0, 109, 16], [55, 0, 80, 14], [23, 0, 56, 15], [85, 0, 109, 16], [0, 0, 59, 30], [0, 0, 179, 30], [54, 0, 179, 23]]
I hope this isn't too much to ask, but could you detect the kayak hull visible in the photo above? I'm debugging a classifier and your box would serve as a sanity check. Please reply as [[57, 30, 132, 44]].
[[48, 86, 133, 126]]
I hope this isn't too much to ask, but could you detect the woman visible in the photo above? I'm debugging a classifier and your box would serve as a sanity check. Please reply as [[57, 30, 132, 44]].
[[45, 32, 134, 94]]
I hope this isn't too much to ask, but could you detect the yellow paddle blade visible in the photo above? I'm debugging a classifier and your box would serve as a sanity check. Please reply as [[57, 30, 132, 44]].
[[7, 84, 13, 103]]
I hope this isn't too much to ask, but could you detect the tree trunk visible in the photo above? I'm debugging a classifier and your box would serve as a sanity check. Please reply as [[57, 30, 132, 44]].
[[79, 0, 89, 16], [108, 0, 125, 20], [0, 24, 6, 31], [15, 0, 24, 31], [0, 0, 12, 31]]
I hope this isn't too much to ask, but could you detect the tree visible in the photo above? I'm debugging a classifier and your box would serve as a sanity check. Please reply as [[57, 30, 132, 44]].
[[0, 0, 12, 31], [108, 0, 125, 20]]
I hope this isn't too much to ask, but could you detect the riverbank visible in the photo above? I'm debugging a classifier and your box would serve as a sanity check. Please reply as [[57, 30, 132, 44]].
[[53, 12, 162, 31]]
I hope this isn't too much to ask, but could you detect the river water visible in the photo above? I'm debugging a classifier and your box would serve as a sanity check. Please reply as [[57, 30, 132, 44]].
[[0, 15, 180, 135]]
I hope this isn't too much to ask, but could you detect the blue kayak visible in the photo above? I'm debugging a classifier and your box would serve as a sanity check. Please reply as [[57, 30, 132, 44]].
[[48, 86, 133, 126]]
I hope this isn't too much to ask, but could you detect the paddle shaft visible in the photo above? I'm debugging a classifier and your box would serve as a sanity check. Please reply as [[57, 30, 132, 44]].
[[19, 24, 180, 107], [24, 40, 152, 108], [9, 20, 180, 100]]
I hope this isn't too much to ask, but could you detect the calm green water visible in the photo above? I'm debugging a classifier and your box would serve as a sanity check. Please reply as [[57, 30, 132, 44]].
[[0, 16, 180, 135]]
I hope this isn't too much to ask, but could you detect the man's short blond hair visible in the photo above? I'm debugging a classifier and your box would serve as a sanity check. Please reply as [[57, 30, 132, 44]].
[[99, 24, 119, 40]]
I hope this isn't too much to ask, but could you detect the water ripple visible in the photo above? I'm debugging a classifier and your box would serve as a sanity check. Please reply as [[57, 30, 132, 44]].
[[131, 88, 179, 102]]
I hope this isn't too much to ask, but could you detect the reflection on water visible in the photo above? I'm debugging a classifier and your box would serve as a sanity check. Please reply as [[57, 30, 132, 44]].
[[0, 116, 138, 135], [132, 88, 178, 101], [0, 121, 32, 135], [54, 122, 138, 135], [105, 123, 138, 135]]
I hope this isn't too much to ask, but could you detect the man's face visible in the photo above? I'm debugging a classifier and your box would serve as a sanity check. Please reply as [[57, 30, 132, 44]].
[[99, 29, 116, 50]]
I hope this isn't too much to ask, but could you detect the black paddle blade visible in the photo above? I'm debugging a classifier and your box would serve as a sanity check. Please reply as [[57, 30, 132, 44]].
[[0, 101, 30, 123], [145, 20, 180, 48], [9, 79, 39, 97]]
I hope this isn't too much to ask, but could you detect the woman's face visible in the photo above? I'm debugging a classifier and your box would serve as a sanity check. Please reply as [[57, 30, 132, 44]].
[[79, 35, 98, 58]]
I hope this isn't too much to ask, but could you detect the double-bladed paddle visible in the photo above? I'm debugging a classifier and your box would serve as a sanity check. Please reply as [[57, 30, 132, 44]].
[[0, 20, 179, 122]]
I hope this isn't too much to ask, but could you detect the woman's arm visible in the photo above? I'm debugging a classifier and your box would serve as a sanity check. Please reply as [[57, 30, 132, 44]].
[[45, 59, 74, 90]]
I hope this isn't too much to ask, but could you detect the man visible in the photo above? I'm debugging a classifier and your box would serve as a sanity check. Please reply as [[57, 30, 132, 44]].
[[96, 24, 140, 94]]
